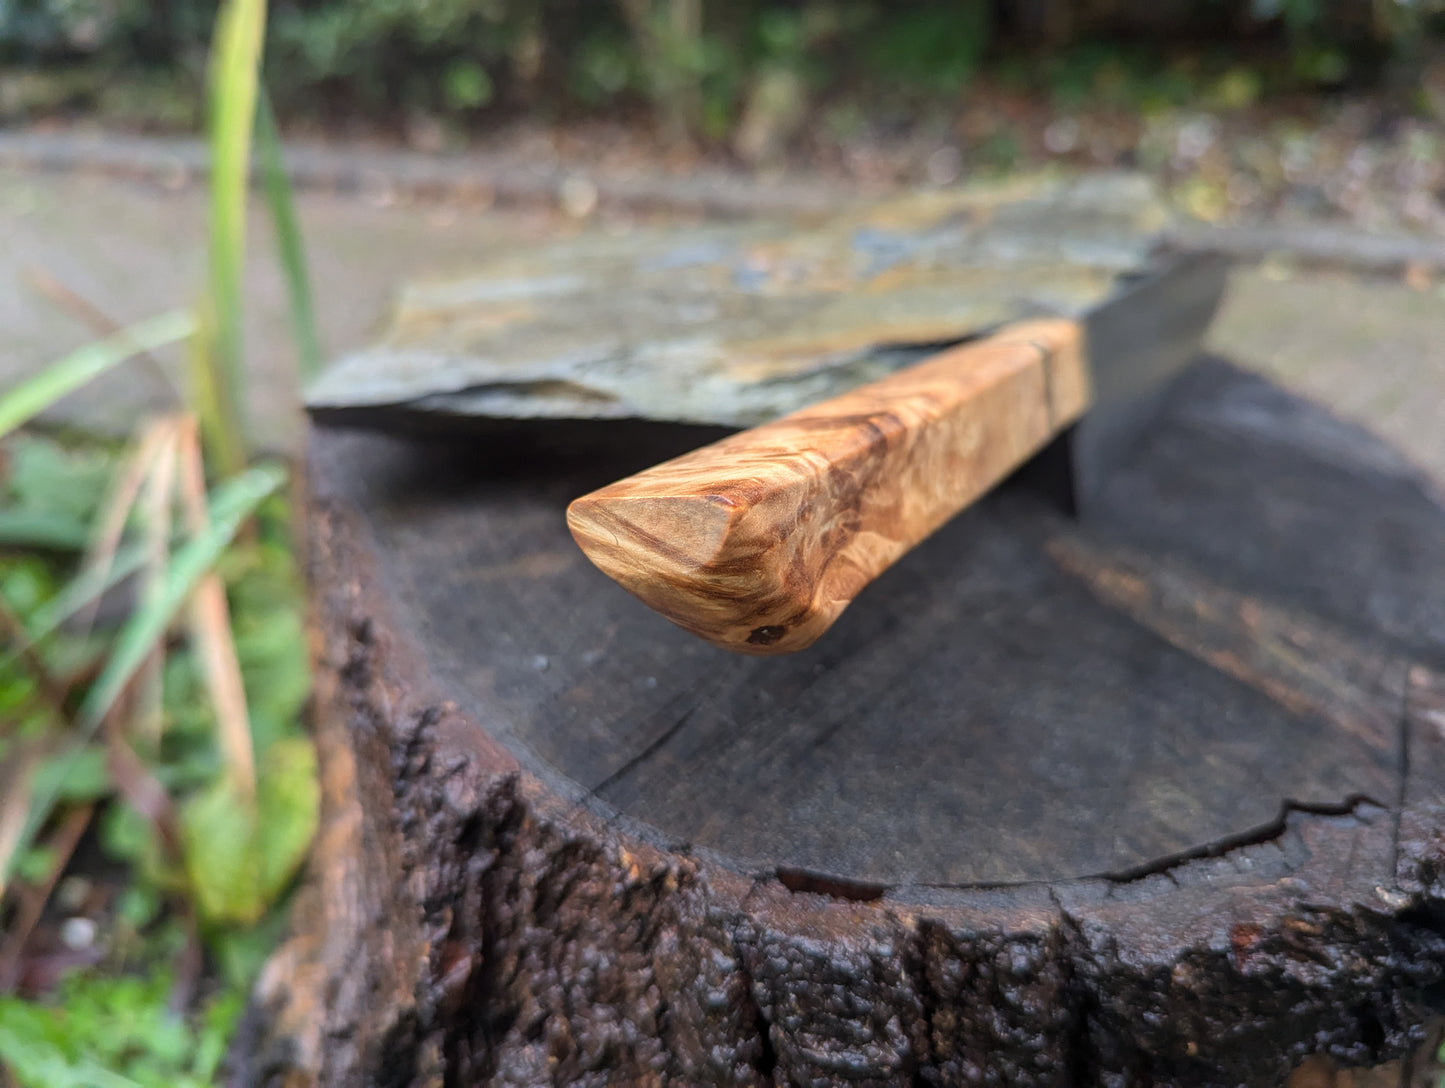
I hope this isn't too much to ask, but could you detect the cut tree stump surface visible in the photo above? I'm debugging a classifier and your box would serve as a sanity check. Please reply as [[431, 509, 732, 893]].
[[244, 356, 1445, 1087]]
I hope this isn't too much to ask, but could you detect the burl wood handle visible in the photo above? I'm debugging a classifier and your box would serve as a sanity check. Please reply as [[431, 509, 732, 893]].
[[567, 319, 1091, 655]]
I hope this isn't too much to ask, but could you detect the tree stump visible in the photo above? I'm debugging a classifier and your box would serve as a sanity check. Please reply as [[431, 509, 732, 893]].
[[239, 357, 1445, 1087]]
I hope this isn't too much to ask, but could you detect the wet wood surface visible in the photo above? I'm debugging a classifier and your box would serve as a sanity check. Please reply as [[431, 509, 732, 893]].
[[241, 355, 1445, 1087]]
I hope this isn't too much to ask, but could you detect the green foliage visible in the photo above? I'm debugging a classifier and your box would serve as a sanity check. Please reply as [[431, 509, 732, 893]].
[[0, 969, 243, 1088], [443, 58, 494, 109], [6, 542, 147, 666], [4, 1, 1444, 140], [570, 31, 635, 105], [1027, 41, 1203, 112], [75, 462, 287, 731], [208, 907, 288, 989], [0, 311, 196, 441], [862, 5, 992, 95], [255, 93, 321, 384], [1208, 66, 1264, 110], [1, 552, 63, 616], [0, 1, 322, 1085], [222, 512, 312, 753], [267, 0, 537, 117], [196, 0, 266, 476], [4, 438, 115, 526], [0, 436, 122, 560], [0, 433, 316, 1082], [0, 437, 290, 881], [0, 508, 94, 550], [180, 735, 318, 926], [27, 745, 113, 808]]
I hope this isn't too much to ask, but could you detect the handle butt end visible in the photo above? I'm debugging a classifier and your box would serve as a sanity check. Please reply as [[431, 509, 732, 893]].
[[567, 488, 831, 655]]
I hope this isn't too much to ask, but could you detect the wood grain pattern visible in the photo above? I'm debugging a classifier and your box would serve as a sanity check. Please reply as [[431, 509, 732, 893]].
[[567, 318, 1089, 653]]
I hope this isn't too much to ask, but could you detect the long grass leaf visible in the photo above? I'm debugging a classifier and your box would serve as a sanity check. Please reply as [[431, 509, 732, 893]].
[[135, 421, 180, 747], [70, 417, 176, 637], [0, 596, 73, 719], [0, 543, 148, 670], [199, 0, 268, 475], [8, 464, 286, 887], [0, 747, 40, 900], [78, 462, 286, 730], [0, 311, 195, 440], [26, 268, 183, 403], [186, 316, 244, 478], [256, 93, 322, 383], [177, 417, 256, 802]]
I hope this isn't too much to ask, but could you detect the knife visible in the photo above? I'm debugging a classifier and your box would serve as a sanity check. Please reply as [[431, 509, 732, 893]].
[[567, 252, 1229, 655]]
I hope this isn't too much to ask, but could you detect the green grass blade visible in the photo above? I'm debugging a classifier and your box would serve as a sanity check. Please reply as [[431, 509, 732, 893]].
[[3, 463, 287, 890], [77, 462, 286, 730], [0, 1013, 146, 1088], [186, 316, 245, 479], [0, 543, 149, 671], [0, 311, 195, 440], [256, 92, 322, 383], [200, 0, 268, 476]]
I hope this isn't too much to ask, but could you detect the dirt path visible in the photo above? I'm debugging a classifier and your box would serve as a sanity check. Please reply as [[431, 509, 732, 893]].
[[1, 166, 561, 449]]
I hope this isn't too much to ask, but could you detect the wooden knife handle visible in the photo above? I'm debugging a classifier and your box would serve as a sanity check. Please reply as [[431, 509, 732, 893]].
[[567, 319, 1091, 655]]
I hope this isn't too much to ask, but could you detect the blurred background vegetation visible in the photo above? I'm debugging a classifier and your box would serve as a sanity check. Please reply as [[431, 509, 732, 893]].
[[1, 0, 1443, 147]]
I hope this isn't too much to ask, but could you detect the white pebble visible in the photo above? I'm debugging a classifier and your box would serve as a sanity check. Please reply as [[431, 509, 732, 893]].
[[559, 175, 599, 219], [1043, 118, 1080, 154], [59, 917, 97, 952], [1175, 118, 1217, 162], [925, 146, 962, 185]]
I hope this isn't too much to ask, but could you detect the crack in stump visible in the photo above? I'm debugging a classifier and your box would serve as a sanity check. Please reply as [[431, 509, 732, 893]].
[[1099, 794, 1387, 884]]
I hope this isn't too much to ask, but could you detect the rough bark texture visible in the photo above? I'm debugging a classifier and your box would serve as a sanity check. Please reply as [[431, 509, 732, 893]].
[[234, 357, 1445, 1087]]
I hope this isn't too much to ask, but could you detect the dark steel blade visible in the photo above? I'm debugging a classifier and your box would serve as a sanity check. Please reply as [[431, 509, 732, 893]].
[[1055, 251, 1231, 517]]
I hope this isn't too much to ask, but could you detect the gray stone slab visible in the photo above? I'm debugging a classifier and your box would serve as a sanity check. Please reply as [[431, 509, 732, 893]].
[[306, 174, 1168, 429]]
